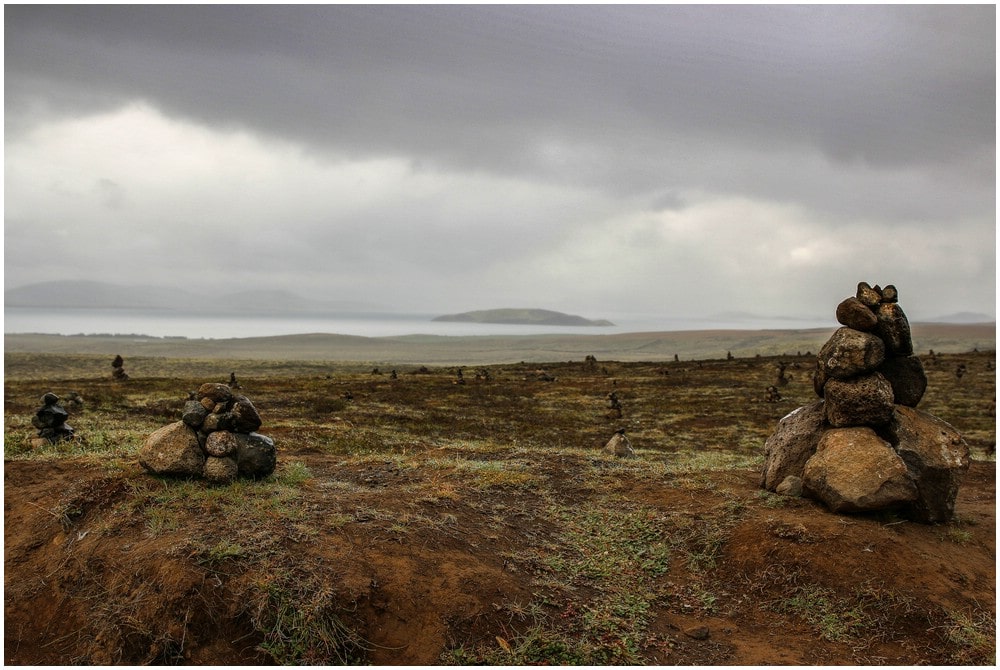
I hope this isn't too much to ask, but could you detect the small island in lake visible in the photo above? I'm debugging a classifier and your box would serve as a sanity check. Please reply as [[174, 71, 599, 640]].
[[432, 308, 615, 327]]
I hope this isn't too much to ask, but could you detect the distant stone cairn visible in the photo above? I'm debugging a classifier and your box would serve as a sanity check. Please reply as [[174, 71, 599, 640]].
[[139, 382, 276, 484], [30, 392, 75, 447], [761, 282, 969, 523], [112, 354, 129, 381]]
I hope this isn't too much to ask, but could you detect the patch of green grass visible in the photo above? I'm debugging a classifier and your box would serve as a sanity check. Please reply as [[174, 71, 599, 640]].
[[274, 460, 313, 487], [202, 538, 245, 564], [944, 527, 973, 545], [939, 608, 996, 665], [771, 584, 869, 642]]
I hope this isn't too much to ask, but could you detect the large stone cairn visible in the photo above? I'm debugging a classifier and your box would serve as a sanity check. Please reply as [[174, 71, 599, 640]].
[[139, 383, 276, 484], [761, 282, 969, 523], [30, 392, 75, 447]]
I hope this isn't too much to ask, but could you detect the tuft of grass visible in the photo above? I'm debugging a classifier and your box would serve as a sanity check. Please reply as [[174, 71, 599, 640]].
[[248, 571, 370, 665], [938, 609, 996, 665], [770, 584, 869, 642]]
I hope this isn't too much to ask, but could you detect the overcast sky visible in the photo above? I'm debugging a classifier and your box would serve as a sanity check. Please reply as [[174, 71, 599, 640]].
[[4, 4, 995, 321]]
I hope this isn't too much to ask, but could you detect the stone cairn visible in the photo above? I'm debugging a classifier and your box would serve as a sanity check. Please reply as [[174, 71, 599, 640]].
[[139, 382, 276, 484], [761, 282, 969, 523], [30, 392, 75, 447], [112, 354, 129, 381]]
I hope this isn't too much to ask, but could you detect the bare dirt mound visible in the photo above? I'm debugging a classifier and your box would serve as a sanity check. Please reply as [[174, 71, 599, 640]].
[[4, 455, 994, 665]]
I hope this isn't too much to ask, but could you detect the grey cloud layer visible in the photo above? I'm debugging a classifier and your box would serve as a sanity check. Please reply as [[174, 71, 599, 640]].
[[8, 5, 992, 169], [4, 5, 995, 318]]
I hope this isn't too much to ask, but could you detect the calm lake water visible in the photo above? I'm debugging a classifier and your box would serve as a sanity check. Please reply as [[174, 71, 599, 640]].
[[3, 307, 835, 340]]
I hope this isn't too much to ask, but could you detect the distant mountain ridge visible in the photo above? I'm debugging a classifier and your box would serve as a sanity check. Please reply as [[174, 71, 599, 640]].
[[432, 308, 614, 326], [4, 280, 374, 314]]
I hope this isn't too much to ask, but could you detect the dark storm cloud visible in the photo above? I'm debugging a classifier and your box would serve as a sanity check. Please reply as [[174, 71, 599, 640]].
[[7, 5, 992, 173], [4, 4, 995, 319]]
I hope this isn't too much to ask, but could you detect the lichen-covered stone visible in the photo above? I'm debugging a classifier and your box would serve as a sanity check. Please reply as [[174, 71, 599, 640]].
[[138, 421, 205, 477], [204, 430, 241, 457], [203, 456, 239, 484], [856, 281, 882, 307], [817, 327, 886, 380]]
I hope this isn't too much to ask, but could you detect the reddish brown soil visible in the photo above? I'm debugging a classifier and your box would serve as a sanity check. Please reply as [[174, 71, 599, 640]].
[[4, 350, 995, 664], [5, 454, 994, 665]]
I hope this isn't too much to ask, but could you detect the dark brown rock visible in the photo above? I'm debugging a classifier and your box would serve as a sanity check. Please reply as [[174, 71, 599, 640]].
[[230, 395, 263, 433], [197, 383, 233, 405], [877, 356, 927, 407], [856, 282, 882, 307], [182, 400, 209, 429], [235, 432, 277, 478], [684, 625, 710, 640], [874, 302, 913, 356], [835, 297, 878, 331], [824, 372, 895, 427]]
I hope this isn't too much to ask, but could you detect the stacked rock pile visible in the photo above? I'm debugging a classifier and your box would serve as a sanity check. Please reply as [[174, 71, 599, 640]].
[[31, 392, 75, 447], [761, 283, 969, 523], [112, 355, 129, 381], [139, 383, 276, 484]]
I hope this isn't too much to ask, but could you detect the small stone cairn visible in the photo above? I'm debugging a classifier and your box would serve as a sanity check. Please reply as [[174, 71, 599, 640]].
[[30, 392, 75, 447], [139, 382, 276, 484], [604, 428, 636, 458], [112, 354, 129, 381], [761, 282, 969, 523]]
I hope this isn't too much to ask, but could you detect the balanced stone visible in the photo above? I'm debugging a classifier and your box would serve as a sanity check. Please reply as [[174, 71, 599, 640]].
[[198, 383, 233, 405], [835, 297, 878, 332], [877, 356, 927, 408], [875, 301, 913, 356], [814, 328, 885, 394], [824, 373, 895, 428], [182, 400, 209, 429], [856, 281, 882, 307], [30, 393, 75, 444], [229, 395, 263, 433], [205, 430, 241, 457]]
